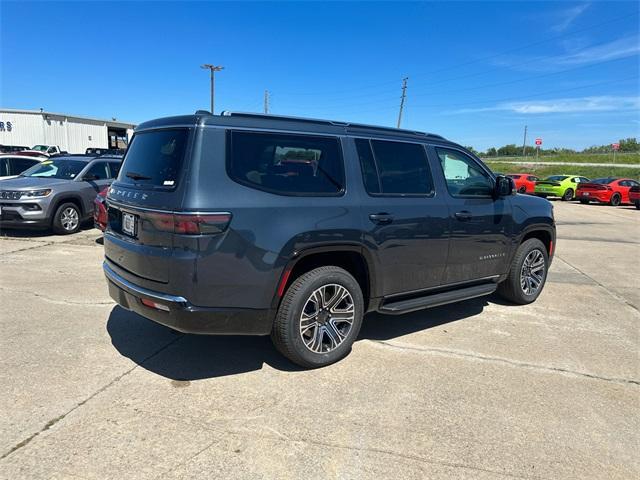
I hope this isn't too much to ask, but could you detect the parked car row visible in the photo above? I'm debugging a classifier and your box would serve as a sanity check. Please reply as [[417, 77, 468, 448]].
[[507, 173, 640, 209], [0, 154, 122, 234]]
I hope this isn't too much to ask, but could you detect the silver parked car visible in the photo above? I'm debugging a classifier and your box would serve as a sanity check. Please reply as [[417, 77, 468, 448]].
[[0, 155, 121, 234]]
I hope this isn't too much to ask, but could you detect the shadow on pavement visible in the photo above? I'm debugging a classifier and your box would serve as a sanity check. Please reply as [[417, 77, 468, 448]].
[[108, 294, 492, 381]]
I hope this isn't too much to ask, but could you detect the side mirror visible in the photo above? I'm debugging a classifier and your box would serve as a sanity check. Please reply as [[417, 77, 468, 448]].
[[495, 175, 516, 197]]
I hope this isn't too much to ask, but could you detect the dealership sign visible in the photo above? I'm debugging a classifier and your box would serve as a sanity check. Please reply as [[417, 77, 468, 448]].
[[612, 143, 620, 151], [0, 121, 13, 132], [535, 138, 542, 146]]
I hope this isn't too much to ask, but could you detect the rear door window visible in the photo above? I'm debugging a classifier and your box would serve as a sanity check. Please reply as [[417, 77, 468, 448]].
[[108, 162, 121, 179], [0, 158, 8, 176], [84, 161, 110, 180], [228, 131, 344, 196], [355, 138, 433, 195], [118, 129, 189, 187]]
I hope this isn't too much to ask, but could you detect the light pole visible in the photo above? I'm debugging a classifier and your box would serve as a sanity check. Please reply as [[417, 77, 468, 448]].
[[200, 64, 224, 114]]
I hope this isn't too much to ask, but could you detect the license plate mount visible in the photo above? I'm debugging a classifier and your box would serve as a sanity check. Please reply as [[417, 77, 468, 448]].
[[122, 212, 137, 237]]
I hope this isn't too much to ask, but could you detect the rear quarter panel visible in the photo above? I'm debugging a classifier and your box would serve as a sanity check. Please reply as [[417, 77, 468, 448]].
[[177, 128, 366, 309]]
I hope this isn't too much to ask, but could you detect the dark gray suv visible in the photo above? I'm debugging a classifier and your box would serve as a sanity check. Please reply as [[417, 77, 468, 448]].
[[104, 112, 555, 367]]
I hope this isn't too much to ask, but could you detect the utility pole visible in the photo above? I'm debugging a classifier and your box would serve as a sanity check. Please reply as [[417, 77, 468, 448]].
[[522, 125, 528, 158], [200, 64, 224, 114], [264, 90, 270, 114], [397, 77, 408, 129]]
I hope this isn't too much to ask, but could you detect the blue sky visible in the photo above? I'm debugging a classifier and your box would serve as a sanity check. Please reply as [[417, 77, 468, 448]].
[[1, 1, 638, 151]]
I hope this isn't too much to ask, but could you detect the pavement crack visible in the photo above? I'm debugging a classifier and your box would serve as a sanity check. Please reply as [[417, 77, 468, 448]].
[[0, 286, 114, 306], [368, 340, 639, 386], [555, 255, 639, 314], [0, 334, 186, 461]]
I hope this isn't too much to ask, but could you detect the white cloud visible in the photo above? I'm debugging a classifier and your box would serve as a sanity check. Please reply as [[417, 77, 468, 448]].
[[552, 3, 591, 32], [450, 96, 640, 115], [493, 35, 640, 72]]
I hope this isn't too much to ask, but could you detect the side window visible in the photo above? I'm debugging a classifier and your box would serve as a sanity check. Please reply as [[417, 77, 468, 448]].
[[9, 158, 38, 175], [355, 139, 433, 195], [0, 158, 8, 176], [436, 148, 493, 197], [228, 131, 344, 196], [108, 162, 121, 179], [528, 176, 538, 182], [580, 177, 590, 183], [84, 162, 110, 180], [629, 180, 639, 187], [572, 177, 580, 183], [354, 139, 381, 194]]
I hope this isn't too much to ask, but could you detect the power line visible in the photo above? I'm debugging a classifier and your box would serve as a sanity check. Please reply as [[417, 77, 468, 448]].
[[264, 90, 270, 114], [276, 11, 639, 100]]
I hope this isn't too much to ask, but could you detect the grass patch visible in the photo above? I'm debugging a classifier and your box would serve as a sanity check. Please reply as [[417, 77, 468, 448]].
[[485, 162, 640, 180], [481, 152, 640, 164]]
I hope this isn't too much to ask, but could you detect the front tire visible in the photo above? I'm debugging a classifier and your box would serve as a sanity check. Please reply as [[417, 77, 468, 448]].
[[497, 238, 548, 305], [52, 202, 81, 235], [271, 266, 364, 368], [518, 186, 527, 194], [635, 201, 640, 210], [580, 199, 590, 204], [609, 193, 621, 206], [562, 188, 574, 201]]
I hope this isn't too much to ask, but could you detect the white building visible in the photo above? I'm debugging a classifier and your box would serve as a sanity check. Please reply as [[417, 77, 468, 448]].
[[0, 108, 136, 154]]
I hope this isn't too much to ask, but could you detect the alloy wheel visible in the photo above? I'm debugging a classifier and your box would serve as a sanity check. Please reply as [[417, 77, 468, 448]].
[[61, 207, 79, 231], [520, 249, 545, 296], [299, 284, 355, 354]]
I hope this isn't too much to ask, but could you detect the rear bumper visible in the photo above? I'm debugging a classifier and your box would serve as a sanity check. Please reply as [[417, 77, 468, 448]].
[[576, 191, 610, 202], [104, 262, 273, 335]]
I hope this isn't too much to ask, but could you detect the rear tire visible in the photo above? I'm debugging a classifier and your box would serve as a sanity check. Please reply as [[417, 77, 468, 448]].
[[562, 188, 574, 201], [52, 202, 81, 235], [271, 266, 364, 368], [635, 201, 640, 210], [609, 193, 621, 206], [579, 199, 589, 204], [518, 186, 526, 194], [497, 238, 548, 305]]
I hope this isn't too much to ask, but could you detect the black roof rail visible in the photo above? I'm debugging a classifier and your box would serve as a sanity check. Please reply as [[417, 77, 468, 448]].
[[219, 111, 445, 140], [195, 110, 212, 115]]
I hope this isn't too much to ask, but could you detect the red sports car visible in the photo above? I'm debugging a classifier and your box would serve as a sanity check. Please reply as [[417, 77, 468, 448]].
[[576, 177, 640, 206], [629, 185, 640, 209], [507, 173, 539, 194], [93, 186, 109, 231]]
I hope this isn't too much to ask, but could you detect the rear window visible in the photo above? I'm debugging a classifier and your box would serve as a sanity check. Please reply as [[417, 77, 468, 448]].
[[355, 138, 433, 195], [228, 131, 344, 196], [546, 175, 568, 182], [118, 129, 189, 187], [591, 178, 616, 184], [507, 174, 521, 179]]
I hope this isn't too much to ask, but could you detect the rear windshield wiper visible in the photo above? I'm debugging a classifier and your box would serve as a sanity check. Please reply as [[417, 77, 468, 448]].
[[126, 171, 152, 181]]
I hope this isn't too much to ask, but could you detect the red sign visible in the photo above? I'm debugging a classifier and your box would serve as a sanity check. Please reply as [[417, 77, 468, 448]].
[[612, 143, 620, 151], [535, 138, 542, 146]]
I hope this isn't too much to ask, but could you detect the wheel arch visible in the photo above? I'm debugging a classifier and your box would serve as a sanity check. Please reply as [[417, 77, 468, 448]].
[[51, 194, 85, 219], [271, 245, 377, 312]]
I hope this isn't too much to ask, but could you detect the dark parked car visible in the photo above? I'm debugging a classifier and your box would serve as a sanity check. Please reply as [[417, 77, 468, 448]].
[[86, 147, 125, 156], [0, 145, 29, 153], [0, 155, 121, 234], [103, 111, 556, 367]]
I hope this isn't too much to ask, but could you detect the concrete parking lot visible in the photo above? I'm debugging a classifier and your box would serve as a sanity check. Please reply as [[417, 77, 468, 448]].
[[0, 201, 638, 479]]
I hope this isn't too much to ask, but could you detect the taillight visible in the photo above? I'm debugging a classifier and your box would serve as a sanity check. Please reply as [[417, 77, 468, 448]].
[[147, 212, 232, 235]]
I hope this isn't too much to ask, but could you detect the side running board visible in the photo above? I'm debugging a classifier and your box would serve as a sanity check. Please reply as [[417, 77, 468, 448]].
[[379, 283, 497, 315]]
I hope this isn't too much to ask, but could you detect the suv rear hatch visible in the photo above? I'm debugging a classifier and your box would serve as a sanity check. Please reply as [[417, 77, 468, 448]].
[[105, 128, 192, 284]]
